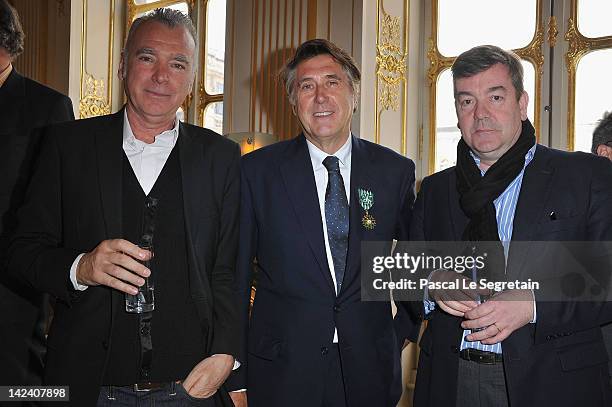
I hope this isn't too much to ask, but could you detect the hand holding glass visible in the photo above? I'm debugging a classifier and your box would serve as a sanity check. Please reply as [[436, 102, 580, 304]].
[[125, 243, 154, 313]]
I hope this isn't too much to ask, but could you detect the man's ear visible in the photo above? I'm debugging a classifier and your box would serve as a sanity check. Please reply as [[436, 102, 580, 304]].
[[596, 144, 612, 161], [519, 91, 529, 121]]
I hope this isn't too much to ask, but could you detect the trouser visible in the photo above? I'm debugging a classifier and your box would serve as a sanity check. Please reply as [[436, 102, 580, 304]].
[[96, 382, 215, 407], [456, 356, 509, 407], [321, 343, 347, 407]]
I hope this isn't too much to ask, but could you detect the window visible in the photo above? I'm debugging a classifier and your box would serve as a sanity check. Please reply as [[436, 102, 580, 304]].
[[568, 1, 612, 152], [199, 0, 226, 134], [428, 0, 541, 173], [424, 0, 612, 174]]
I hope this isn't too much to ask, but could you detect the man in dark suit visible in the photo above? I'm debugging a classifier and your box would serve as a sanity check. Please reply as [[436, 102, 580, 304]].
[[410, 45, 612, 407], [8, 8, 239, 406], [0, 0, 74, 388], [591, 111, 612, 387], [229, 39, 417, 407]]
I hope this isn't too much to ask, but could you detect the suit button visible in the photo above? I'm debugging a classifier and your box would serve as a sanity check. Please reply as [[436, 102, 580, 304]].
[[546, 335, 554, 341], [141, 326, 150, 335], [102, 340, 109, 350], [450, 346, 459, 353], [141, 368, 149, 378], [333, 305, 340, 312], [321, 347, 329, 356]]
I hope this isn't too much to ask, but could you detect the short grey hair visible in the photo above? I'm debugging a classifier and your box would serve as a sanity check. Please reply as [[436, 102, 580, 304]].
[[280, 39, 361, 111], [452, 45, 524, 101], [592, 111, 612, 154], [0, 0, 24, 58], [124, 8, 196, 56]]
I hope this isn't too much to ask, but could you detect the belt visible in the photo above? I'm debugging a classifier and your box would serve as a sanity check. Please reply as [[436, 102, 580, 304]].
[[459, 348, 503, 365], [120, 381, 180, 392]]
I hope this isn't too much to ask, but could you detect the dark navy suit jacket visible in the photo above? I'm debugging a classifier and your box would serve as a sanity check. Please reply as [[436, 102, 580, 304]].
[[231, 134, 417, 407], [410, 145, 612, 407]]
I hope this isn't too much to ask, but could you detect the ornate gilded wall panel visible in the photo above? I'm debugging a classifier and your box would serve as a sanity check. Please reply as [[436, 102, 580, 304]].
[[78, 0, 115, 118], [374, 0, 409, 155]]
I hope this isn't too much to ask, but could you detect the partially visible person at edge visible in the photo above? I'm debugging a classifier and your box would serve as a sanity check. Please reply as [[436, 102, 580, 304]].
[[591, 109, 612, 389], [0, 0, 74, 395]]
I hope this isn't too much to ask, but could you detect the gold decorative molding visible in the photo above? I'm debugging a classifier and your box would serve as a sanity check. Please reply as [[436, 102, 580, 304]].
[[564, 18, 584, 73], [127, 0, 193, 24], [426, 39, 452, 85], [79, 73, 111, 118], [376, 11, 405, 111], [198, 79, 206, 126], [197, 78, 223, 125], [79, 0, 114, 119], [547, 15, 558, 47], [374, 0, 410, 155], [516, 26, 545, 76]]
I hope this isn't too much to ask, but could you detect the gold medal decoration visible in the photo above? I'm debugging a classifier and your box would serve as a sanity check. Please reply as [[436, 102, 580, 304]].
[[357, 188, 376, 230]]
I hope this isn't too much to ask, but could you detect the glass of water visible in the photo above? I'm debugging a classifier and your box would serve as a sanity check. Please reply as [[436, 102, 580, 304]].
[[125, 243, 154, 313]]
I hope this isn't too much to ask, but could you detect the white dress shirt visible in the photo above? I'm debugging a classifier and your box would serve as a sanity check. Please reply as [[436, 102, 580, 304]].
[[69, 111, 179, 291], [306, 133, 352, 343]]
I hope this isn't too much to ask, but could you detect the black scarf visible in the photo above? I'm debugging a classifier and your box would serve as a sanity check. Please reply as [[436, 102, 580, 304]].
[[456, 119, 536, 280]]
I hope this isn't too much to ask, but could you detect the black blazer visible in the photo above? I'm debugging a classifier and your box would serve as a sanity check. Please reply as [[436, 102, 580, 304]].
[[410, 145, 612, 407], [231, 134, 416, 407], [0, 69, 73, 386], [7, 110, 240, 406]]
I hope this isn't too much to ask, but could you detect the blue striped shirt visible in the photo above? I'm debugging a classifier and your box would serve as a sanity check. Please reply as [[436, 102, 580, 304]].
[[459, 144, 536, 353], [424, 144, 537, 354]]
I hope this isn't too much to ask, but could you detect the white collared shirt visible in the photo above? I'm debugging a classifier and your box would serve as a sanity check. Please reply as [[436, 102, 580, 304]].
[[305, 133, 352, 343], [122, 110, 180, 195]]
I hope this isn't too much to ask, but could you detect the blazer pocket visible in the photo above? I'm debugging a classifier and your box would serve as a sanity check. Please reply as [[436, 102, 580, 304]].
[[248, 334, 284, 361], [536, 214, 584, 234], [554, 328, 609, 371], [556, 339, 608, 371]]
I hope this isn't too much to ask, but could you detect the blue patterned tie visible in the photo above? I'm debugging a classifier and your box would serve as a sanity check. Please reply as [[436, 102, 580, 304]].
[[323, 156, 349, 293]]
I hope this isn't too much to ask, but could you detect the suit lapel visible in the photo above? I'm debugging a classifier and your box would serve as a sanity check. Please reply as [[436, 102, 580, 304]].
[[177, 123, 215, 306], [344, 137, 375, 291], [280, 135, 334, 292], [507, 145, 554, 278], [178, 123, 202, 252], [94, 110, 124, 239], [93, 110, 125, 322]]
